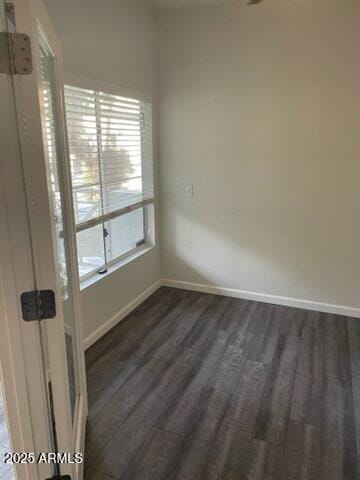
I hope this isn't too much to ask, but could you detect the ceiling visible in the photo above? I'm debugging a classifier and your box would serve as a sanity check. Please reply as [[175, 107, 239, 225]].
[[148, 0, 239, 9]]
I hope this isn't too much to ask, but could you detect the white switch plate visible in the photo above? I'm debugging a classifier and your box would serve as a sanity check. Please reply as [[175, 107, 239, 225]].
[[185, 184, 193, 197]]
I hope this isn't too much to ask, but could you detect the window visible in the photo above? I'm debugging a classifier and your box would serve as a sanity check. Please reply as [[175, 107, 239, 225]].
[[64, 85, 154, 280]]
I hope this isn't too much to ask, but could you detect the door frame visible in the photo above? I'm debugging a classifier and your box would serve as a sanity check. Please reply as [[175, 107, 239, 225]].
[[0, 4, 54, 476], [0, 173, 50, 480], [0, 0, 88, 477]]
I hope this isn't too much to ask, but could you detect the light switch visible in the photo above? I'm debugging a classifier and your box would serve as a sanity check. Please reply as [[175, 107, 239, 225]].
[[185, 184, 193, 197]]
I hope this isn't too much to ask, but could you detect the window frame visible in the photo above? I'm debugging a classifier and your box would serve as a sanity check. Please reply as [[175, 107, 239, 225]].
[[77, 204, 155, 284], [63, 74, 155, 285]]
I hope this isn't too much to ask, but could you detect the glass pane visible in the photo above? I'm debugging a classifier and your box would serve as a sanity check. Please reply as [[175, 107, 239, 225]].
[[105, 208, 144, 261], [0, 383, 15, 480], [72, 184, 101, 224], [38, 34, 78, 421], [104, 177, 143, 213], [65, 85, 102, 224], [100, 96, 142, 214], [77, 224, 106, 277]]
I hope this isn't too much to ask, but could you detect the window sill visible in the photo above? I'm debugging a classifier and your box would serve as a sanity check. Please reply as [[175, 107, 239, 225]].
[[80, 244, 154, 291]]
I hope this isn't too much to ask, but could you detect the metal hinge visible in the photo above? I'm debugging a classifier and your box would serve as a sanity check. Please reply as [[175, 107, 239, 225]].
[[0, 32, 32, 75], [21, 290, 56, 321]]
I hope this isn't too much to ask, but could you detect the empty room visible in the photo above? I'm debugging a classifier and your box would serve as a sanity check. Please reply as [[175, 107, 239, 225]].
[[0, 0, 360, 479]]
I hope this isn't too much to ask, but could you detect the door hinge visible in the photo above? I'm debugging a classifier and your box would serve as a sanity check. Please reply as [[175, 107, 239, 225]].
[[21, 290, 56, 321], [0, 32, 32, 75]]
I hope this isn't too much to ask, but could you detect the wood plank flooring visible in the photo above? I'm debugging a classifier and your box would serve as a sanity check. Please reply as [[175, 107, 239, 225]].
[[84, 287, 360, 480]]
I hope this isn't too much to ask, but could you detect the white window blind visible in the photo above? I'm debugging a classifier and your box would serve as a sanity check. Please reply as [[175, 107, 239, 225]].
[[64, 85, 154, 279], [64, 85, 154, 233]]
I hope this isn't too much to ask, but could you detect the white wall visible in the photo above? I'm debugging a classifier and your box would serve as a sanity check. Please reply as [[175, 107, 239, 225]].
[[46, 0, 155, 94], [46, 0, 160, 340], [157, 0, 360, 309]]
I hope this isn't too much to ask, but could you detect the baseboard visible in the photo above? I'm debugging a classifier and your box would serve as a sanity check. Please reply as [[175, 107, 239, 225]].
[[83, 277, 360, 350], [83, 280, 162, 350], [162, 279, 360, 318]]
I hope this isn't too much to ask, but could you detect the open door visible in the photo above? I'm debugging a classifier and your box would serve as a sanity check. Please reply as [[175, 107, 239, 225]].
[[0, 0, 87, 478]]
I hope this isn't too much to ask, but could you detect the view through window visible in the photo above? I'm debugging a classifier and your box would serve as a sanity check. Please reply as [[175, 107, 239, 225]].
[[64, 85, 154, 279]]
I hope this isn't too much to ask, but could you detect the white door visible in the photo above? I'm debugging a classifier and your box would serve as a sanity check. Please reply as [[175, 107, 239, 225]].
[[0, 0, 87, 478]]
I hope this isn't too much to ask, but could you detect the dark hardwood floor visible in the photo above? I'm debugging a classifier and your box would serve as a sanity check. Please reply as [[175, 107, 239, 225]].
[[84, 286, 360, 480]]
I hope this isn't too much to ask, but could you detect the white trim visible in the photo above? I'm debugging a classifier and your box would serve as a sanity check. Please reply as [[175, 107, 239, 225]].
[[0, 2, 53, 477], [161, 279, 360, 319], [0, 169, 41, 480], [10, 0, 89, 475], [83, 277, 360, 352], [75, 198, 154, 234], [80, 244, 155, 291], [84, 280, 162, 350], [74, 395, 86, 480]]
